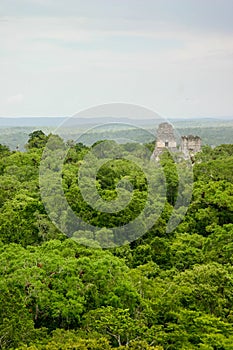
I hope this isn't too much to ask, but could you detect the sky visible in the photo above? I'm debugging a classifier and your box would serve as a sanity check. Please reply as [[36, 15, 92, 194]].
[[0, 0, 233, 118]]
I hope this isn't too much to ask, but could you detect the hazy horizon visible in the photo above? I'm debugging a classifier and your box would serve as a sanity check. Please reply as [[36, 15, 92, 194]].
[[0, 0, 232, 119]]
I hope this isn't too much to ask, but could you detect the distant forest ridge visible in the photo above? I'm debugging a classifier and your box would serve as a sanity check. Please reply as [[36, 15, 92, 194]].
[[0, 116, 233, 128], [0, 116, 233, 151]]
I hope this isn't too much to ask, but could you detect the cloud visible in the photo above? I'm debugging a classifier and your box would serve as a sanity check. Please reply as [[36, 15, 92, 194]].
[[0, 10, 232, 117], [1, 17, 233, 58], [6, 93, 24, 105]]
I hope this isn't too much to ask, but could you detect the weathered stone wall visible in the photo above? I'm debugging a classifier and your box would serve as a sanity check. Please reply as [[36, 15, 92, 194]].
[[151, 123, 201, 161], [151, 122, 177, 160], [181, 135, 201, 156], [156, 122, 177, 148]]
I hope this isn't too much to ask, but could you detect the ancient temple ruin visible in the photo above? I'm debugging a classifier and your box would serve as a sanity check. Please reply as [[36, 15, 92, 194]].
[[181, 135, 202, 158], [151, 122, 201, 160], [151, 122, 177, 160]]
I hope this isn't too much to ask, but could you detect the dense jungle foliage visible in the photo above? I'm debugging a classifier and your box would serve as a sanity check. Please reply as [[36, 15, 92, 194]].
[[0, 131, 233, 349]]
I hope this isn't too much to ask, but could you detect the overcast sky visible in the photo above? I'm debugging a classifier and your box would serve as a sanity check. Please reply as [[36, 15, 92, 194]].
[[0, 0, 233, 118]]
